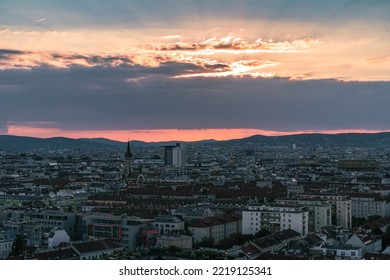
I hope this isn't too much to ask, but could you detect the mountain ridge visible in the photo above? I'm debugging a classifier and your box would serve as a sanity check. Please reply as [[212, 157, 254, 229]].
[[1, 132, 390, 152]]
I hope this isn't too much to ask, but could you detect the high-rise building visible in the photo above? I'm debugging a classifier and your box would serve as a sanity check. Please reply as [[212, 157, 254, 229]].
[[164, 145, 174, 166], [164, 143, 187, 167]]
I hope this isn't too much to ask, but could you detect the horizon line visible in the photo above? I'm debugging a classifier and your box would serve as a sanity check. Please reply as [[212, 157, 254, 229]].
[[2, 128, 390, 143]]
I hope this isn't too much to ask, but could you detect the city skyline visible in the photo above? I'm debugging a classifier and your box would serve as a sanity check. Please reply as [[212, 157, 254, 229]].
[[1, 1, 390, 141]]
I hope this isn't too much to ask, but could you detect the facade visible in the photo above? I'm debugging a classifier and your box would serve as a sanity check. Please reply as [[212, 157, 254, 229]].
[[275, 198, 332, 233], [164, 143, 187, 167], [287, 184, 305, 198], [153, 216, 185, 234], [299, 194, 352, 229], [242, 205, 309, 236], [47, 229, 70, 249], [188, 215, 241, 245], [156, 235, 192, 250], [28, 211, 77, 239], [345, 233, 382, 256], [164, 145, 174, 166], [350, 194, 390, 218], [0, 231, 14, 260], [84, 214, 153, 250], [172, 144, 187, 168], [320, 245, 363, 260]]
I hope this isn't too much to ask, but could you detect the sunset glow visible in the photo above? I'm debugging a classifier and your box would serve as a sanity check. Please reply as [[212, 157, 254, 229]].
[[7, 125, 390, 142]]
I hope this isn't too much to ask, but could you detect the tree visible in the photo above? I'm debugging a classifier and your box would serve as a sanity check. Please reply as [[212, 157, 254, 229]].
[[198, 237, 214, 248], [11, 234, 25, 257], [382, 226, 390, 250]]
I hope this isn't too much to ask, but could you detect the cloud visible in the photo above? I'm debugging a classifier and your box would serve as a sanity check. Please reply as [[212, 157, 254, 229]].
[[34, 18, 47, 23], [0, 122, 8, 134], [0, 50, 136, 70], [1, 66, 390, 133], [367, 55, 390, 64], [151, 35, 319, 53]]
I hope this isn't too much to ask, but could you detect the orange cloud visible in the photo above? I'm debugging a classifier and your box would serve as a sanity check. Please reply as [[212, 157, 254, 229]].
[[1, 27, 389, 81], [151, 34, 319, 53]]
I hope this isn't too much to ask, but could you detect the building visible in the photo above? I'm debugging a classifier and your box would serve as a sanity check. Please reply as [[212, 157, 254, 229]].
[[350, 194, 390, 218], [164, 145, 174, 166], [47, 229, 70, 249], [0, 231, 14, 260], [243, 229, 301, 259], [275, 198, 332, 233], [28, 211, 77, 239], [242, 204, 309, 236], [153, 216, 185, 234], [3, 218, 43, 248], [299, 194, 352, 229], [320, 245, 363, 259], [345, 233, 382, 256], [188, 215, 241, 245], [84, 213, 153, 250], [156, 235, 193, 250], [164, 143, 187, 167], [71, 239, 125, 260], [338, 160, 377, 171], [287, 184, 305, 198]]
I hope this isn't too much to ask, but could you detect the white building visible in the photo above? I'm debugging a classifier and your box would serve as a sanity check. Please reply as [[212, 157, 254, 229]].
[[172, 144, 187, 168], [0, 231, 14, 260], [320, 245, 362, 260], [345, 233, 382, 256], [242, 205, 309, 236], [299, 194, 352, 229], [350, 194, 390, 218], [47, 229, 70, 249], [275, 198, 332, 233], [153, 216, 185, 234]]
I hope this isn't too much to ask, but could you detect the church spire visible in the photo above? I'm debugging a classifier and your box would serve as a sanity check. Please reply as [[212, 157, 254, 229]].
[[125, 141, 132, 159], [123, 141, 133, 179]]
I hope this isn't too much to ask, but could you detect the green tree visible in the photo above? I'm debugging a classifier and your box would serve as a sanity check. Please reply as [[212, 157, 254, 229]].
[[198, 237, 214, 248], [11, 234, 24, 257], [382, 226, 390, 249]]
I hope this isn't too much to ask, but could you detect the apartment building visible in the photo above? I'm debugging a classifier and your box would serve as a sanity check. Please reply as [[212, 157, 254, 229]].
[[188, 215, 241, 244], [84, 213, 153, 250], [299, 194, 352, 229], [242, 205, 309, 236], [275, 198, 332, 233]]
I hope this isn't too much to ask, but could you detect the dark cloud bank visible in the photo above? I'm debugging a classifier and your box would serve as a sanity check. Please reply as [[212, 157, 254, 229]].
[[0, 63, 389, 132]]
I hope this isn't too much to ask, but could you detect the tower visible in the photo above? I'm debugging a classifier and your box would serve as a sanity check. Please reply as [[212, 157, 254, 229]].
[[172, 143, 187, 168], [124, 141, 133, 178], [164, 143, 187, 168]]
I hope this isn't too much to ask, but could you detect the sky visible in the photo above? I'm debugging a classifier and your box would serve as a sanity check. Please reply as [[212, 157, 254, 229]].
[[1, 0, 389, 141]]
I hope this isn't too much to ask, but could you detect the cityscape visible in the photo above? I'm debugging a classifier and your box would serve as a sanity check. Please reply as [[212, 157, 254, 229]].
[[1, 133, 390, 260], [1, 0, 390, 262]]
